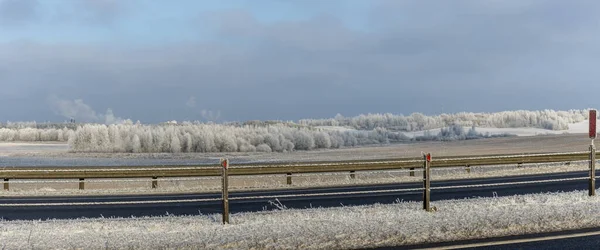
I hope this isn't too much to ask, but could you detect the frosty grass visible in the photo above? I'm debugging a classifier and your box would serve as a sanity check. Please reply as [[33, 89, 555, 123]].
[[1, 189, 600, 249]]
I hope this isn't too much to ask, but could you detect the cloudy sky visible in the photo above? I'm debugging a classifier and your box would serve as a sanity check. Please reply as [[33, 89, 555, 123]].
[[0, 0, 599, 123]]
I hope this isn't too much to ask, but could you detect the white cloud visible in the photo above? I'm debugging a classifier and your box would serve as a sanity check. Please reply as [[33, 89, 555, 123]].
[[47, 95, 98, 122], [47, 95, 126, 124]]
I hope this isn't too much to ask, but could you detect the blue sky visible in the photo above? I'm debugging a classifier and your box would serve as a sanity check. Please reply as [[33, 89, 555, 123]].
[[0, 1, 371, 44], [0, 0, 599, 123]]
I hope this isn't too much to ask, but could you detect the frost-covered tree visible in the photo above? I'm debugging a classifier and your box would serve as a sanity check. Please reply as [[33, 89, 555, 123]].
[[132, 135, 142, 153], [66, 123, 409, 153], [314, 132, 332, 149], [299, 109, 589, 131], [416, 124, 512, 141], [292, 130, 315, 150]]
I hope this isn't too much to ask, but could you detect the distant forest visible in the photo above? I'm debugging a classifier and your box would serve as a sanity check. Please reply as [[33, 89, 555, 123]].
[[299, 109, 588, 131], [0, 109, 590, 153]]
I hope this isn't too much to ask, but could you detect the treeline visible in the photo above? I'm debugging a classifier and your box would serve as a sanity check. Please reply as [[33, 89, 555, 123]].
[[0, 123, 507, 151], [68, 123, 411, 153], [67, 123, 510, 153], [0, 127, 72, 142], [299, 109, 588, 131], [2, 109, 586, 150], [68, 123, 510, 153], [1, 121, 79, 130], [415, 125, 512, 141]]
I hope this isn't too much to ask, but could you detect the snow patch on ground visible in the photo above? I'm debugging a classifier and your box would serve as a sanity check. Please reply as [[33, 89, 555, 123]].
[[2, 190, 600, 249], [0, 142, 68, 157]]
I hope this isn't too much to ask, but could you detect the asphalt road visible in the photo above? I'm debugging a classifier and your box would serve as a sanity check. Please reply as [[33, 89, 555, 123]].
[[380, 226, 600, 250], [0, 171, 592, 220], [466, 232, 600, 250]]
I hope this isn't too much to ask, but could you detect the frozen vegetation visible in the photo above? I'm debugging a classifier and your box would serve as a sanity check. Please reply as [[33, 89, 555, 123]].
[[68, 123, 405, 153], [67, 123, 510, 153], [0, 121, 76, 142], [414, 124, 511, 141], [0, 121, 78, 130], [2, 190, 600, 249], [0, 109, 591, 153], [0, 127, 71, 142], [300, 109, 588, 131]]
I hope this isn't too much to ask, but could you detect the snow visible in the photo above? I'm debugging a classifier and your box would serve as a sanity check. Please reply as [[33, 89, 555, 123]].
[[313, 120, 589, 138], [1, 189, 600, 249], [0, 142, 68, 157], [403, 120, 589, 138]]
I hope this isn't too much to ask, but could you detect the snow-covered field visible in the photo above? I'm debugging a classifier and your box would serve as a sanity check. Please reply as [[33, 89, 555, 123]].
[[0, 142, 68, 157], [2, 190, 600, 249]]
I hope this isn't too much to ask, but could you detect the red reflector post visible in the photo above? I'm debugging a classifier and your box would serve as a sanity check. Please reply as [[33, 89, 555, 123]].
[[221, 159, 228, 169]]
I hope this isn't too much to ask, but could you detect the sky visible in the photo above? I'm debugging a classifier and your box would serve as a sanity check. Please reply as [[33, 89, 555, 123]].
[[1, 0, 599, 124]]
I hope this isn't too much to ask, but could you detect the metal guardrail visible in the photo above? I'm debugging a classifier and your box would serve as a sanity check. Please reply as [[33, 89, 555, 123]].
[[0, 151, 592, 192], [0, 151, 590, 180]]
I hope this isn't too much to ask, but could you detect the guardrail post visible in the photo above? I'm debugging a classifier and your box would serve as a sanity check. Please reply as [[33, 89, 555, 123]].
[[286, 173, 292, 185], [410, 168, 415, 177], [590, 145, 596, 196], [79, 178, 85, 190], [350, 171, 356, 179], [221, 158, 230, 224], [3, 179, 8, 191], [152, 177, 158, 189], [423, 153, 431, 211], [466, 165, 471, 174]]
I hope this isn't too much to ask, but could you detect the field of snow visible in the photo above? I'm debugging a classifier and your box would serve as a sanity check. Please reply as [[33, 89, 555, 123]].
[[2, 190, 600, 249], [0, 142, 68, 157]]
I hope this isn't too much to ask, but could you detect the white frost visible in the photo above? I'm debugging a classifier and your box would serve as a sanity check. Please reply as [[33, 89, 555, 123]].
[[1, 190, 600, 249]]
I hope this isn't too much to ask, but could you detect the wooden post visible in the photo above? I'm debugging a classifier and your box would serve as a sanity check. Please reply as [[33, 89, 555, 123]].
[[350, 171, 356, 179], [79, 178, 85, 190], [3, 179, 8, 191], [152, 177, 158, 189], [221, 158, 230, 224], [286, 173, 292, 185], [590, 145, 596, 196], [410, 168, 415, 177], [423, 153, 431, 211]]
